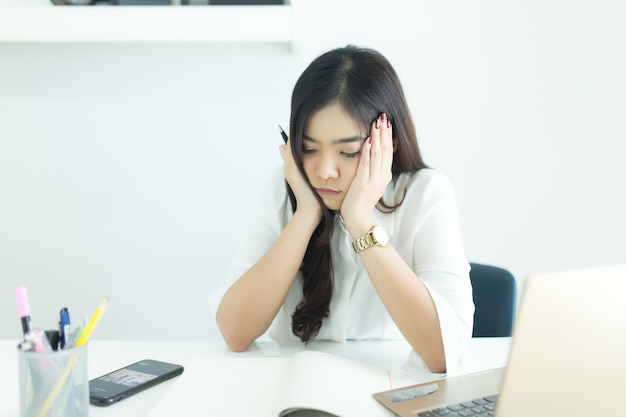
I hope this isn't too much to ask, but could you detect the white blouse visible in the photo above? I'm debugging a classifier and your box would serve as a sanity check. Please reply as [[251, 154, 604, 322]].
[[211, 166, 474, 375]]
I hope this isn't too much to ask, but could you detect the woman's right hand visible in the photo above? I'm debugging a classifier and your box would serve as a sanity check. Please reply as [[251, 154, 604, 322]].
[[279, 140, 323, 222]]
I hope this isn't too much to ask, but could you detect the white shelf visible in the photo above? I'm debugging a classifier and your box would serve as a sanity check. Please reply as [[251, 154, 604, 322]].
[[0, 4, 293, 43]]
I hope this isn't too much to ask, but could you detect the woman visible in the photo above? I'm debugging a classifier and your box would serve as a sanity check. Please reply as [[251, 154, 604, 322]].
[[214, 45, 473, 374]]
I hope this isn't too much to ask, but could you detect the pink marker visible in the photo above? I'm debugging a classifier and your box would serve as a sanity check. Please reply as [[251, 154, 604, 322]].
[[15, 286, 32, 336]]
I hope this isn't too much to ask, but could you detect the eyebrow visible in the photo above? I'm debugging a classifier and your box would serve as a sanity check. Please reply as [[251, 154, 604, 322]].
[[303, 134, 365, 145]]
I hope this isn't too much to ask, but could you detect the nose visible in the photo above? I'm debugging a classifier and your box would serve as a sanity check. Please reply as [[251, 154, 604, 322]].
[[315, 154, 339, 180]]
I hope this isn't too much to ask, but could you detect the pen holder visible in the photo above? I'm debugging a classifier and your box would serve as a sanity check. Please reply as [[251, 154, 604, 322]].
[[17, 344, 89, 417]]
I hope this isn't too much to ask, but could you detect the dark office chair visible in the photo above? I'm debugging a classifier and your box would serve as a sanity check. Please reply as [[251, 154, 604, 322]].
[[469, 263, 517, 337]]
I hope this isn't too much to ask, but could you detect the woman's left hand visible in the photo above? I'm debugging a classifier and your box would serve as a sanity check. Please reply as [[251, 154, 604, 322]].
[[340, 113, 393, 237]]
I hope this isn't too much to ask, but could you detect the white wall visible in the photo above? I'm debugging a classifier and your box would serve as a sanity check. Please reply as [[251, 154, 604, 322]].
[[1, 0, 625, 341]]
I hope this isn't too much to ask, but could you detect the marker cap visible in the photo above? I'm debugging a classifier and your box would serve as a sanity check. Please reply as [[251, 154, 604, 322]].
[[15, 286, 30, 318]]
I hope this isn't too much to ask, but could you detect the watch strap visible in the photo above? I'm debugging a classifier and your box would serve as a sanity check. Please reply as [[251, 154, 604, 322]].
[[352, 232, 375, 253]]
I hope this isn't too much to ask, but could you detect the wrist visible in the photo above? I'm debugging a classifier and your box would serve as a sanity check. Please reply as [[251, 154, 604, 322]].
[[292, 207, 323, 230], [343, 216, 375, 240], [340, 204, 374, 237]]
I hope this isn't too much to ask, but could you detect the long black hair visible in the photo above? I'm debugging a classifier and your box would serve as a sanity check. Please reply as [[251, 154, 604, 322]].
[[287, 45, 428, 344]]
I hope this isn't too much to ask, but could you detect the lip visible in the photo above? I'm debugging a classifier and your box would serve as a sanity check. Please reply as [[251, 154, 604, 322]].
[[316, 187, 341, 196]]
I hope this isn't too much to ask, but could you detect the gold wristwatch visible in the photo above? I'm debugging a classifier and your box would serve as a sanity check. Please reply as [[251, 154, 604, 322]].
[[352, 225, 390, 253]]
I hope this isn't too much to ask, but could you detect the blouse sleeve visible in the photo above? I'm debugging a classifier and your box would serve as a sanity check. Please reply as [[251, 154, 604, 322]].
[[399, 171, 474, 376]]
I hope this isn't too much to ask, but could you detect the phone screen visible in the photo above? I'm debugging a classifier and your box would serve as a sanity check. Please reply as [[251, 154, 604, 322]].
[[89, 359, 183, 406]]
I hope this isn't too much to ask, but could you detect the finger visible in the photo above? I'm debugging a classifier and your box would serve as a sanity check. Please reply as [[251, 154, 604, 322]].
[[369, 116, 382, 177], [357, 135, 373, 181], [278, 143, 288, 163], [379, 113, 391, 148], [380, 116, 393, 175], [378, 113, 392, 173]]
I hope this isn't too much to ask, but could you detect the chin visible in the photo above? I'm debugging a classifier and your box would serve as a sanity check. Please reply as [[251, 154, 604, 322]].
[[321, 198, 342, 212]]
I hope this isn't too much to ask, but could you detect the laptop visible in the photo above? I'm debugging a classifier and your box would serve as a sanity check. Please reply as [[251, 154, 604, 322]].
[[374, 263, 626, 416]]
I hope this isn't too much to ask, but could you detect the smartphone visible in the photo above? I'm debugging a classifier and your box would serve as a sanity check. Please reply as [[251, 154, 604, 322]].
[[89, 359, 184, 406]]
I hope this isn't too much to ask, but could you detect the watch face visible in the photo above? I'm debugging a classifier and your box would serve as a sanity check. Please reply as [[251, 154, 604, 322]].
[[372, 226, 390, 246]]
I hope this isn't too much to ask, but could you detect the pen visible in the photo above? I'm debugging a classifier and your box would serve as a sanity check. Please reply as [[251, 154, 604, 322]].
[[15, 286, 32, 336], [278, 124, 288, 143], [59, 307, 71, 349]]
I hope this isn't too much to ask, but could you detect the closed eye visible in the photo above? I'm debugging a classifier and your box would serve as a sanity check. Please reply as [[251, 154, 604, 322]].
[[341, 151, 361, 158]]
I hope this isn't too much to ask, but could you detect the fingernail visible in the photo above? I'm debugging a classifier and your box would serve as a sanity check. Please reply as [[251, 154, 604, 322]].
[[375, 119, 380, 129], [368, 136, 373, 144], [381, 113, 387, 123], [387, 119, 391, 128]]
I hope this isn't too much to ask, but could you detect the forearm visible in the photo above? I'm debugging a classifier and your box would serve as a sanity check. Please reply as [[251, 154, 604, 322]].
[[359, 245, 446, 373], [216, 210, 319, 351]]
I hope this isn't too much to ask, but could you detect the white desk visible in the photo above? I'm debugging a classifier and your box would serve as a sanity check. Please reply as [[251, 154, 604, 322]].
[[0, 338, 510, 417]]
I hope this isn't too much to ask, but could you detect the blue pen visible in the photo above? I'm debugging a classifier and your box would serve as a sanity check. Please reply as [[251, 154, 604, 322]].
[[59, 307, 71, 349]]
